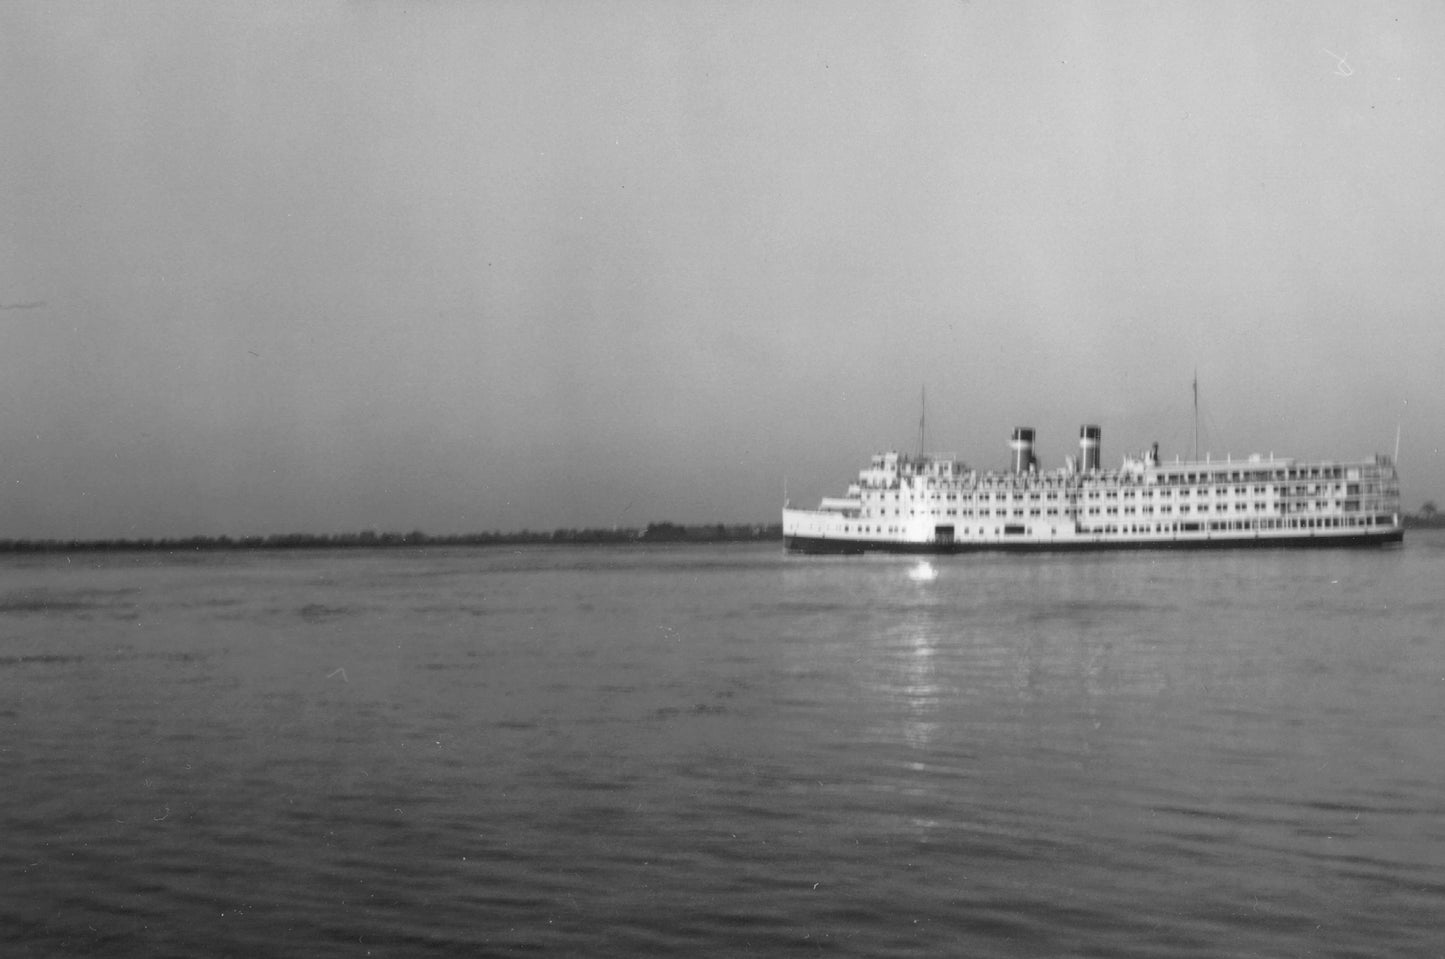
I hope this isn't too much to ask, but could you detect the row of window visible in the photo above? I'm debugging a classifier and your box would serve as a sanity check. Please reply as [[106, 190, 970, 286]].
[[867, 464, 1382, 493], [866, 499, 1354, 519], [865, 485, 1353, 504], [828, 513, 1393, 538], [1157, 466, 1358, 484]]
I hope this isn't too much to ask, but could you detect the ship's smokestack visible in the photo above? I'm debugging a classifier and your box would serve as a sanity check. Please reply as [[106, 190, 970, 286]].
[[1079, 425, 1101, 472], [1010, 427, 1036, 473]]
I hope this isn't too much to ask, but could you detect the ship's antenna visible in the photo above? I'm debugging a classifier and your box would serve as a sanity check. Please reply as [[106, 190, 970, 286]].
[[1394, 424, 1401, 464], [1192, 370, 1199, 462], [918, 384, 926, 458]]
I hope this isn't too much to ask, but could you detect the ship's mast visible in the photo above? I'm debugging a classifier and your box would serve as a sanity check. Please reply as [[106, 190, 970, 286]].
[[1192, 371, 1199, 462], [918, 385, 926, 458]]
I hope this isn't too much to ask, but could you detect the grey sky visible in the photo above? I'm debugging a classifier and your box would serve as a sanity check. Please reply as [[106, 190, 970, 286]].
[[3, 2, 1442, 539]]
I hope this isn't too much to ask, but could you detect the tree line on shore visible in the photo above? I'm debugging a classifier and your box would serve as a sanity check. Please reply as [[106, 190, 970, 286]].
[[0, 522, 784, 554], [1406, 501, 1443, 528]]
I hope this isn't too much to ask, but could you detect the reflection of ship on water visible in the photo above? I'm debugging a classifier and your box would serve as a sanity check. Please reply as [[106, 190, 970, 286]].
[[778, 558, 1174, 778], [856, 598, 947, 755], [868, 571, 1175, 756], [898, 619, 940, 753], [907, 560, 938, 582]]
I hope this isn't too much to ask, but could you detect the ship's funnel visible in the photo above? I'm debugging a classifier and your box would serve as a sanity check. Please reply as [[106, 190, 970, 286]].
[[1079, 425, 1101, 472], [1010, 427, 1036, 473]]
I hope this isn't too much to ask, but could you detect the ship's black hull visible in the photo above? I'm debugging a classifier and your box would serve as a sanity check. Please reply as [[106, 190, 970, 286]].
[[783, 529, 1404, 554]]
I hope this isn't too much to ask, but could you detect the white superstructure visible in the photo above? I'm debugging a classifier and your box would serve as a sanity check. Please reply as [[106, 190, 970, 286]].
[[783, 425, 1402, 553]]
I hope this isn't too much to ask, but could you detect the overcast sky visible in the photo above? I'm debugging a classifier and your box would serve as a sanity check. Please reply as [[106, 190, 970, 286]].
[[3, 2, 1442, 539]]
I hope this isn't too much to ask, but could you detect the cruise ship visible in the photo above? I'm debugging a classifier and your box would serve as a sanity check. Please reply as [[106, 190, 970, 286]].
[[783, 424, 1402, 553]]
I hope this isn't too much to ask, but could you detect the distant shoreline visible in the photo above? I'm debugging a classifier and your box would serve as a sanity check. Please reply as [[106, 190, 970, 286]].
[[3, 516, 1440, 554], [0, 522, 784, 554]]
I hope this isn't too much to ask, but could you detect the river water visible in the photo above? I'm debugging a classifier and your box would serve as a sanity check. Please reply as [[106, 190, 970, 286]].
[[3, 535, 1443, 957]]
